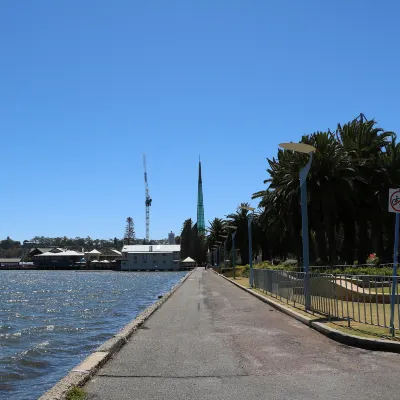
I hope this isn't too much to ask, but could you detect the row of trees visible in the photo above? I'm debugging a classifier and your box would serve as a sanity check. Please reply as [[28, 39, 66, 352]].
[[0, 237, 23, 258], [183, 114, 400, 266]]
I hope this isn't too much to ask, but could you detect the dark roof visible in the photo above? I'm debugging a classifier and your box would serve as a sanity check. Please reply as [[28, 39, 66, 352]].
[[0, 258, 21, 263], [28, 248, 53, 254]]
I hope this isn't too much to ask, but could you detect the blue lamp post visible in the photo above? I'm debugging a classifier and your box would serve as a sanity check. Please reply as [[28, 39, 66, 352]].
[[241, 205, 255, 287], [212, 247, 217, 267], [215, 241, 222, 271], [226, 226, 238, 279], [220, 235, 228, 273], [279, 142, 316, 311]]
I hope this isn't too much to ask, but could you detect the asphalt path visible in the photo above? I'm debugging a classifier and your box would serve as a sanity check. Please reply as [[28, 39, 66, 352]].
[[85, 268, 400, 399]]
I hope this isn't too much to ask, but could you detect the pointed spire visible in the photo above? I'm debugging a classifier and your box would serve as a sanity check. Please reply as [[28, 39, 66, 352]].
[[197, 157, 205, 235], [198, 156, 202, 184]]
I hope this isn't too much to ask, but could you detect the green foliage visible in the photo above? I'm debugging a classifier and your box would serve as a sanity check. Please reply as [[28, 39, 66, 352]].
[[66, 386, 86, 400], [180, 219, 206, 263], [189, 115, 400, 267], [254, 264, 394, 276], [124, 217, 136, 244]]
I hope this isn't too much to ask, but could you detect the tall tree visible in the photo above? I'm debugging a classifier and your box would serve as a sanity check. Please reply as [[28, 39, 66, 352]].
[[124, 217, 136, 245], [226, 203, 254, 265], [180, 218, 193, 259]]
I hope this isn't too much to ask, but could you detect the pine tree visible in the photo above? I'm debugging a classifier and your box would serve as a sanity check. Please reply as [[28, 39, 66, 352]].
[[124, 217, 135, 245]]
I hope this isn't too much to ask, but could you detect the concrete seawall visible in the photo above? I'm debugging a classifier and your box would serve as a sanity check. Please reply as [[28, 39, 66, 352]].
[[39, 269, 194, 400]]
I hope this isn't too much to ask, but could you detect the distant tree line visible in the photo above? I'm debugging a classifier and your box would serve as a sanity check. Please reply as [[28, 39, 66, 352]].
[[0, 237, 23, 258], [27, 235, 169, 250]]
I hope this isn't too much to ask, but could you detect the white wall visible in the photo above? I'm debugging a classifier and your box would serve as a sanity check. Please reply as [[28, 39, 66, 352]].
[[121, 252, 180, 271]]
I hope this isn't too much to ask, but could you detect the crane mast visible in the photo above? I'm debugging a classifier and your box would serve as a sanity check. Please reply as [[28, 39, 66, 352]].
[[143, 154, 152, 243]]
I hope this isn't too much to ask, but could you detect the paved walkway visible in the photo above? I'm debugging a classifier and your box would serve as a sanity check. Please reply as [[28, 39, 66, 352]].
[[85, 268, 400, 399]]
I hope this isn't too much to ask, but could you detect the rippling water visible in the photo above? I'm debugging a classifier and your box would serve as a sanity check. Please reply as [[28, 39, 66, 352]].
[[0, 270, 186, 400]]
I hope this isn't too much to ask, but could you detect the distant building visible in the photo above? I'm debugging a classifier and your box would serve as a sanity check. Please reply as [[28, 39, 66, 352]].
[[33, 250, 84, 269], [121, 244, 180, 271], [168, 232, 175, 245], [0, 258, 21, 268], [100, 249, 122, 262], [84, 249, 101, 262], [28, 247, 64, 258]]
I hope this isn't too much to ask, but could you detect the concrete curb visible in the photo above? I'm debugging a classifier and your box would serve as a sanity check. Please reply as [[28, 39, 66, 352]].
[[39, 269, 195, 400], [214, 270, 400, 353]]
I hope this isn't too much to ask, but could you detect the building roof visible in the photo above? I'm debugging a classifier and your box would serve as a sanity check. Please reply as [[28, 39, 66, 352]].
[[182, 257, 195, 263], [85, 249, 101, 254], [34, 250, 84, 257], [122, 245, 180, 253], [28, 247, 57, 254], [0, 258, 21, 263], [36, 248, 54, 253], [126, 251, 175, 254]]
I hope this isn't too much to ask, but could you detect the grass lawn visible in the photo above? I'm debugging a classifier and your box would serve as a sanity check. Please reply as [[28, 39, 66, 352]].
[[221, 267, 246, 278], [368, 284, 400, 294]]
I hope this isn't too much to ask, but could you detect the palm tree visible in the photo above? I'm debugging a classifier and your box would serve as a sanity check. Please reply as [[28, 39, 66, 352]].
[[299, 132, 358, 264], [205, 218, 226, 249], [226, 203, 254, 265], [337, 116, 395, 262]]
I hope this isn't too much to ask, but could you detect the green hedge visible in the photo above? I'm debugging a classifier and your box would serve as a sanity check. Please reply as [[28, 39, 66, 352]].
[[241, 264, 395, 276]]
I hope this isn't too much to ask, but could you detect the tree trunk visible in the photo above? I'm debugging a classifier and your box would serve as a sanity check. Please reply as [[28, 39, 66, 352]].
[[315, 220, 327, 263], [343, 219, 355, 265], [324, 211, 337, 266], [357, 218, 369, 264]]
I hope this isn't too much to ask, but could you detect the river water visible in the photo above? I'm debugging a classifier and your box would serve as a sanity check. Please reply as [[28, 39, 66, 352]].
[[0, 270, 187, 400]]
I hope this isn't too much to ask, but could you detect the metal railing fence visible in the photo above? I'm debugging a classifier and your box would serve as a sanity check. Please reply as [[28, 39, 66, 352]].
[[253, 269, 400, 331]]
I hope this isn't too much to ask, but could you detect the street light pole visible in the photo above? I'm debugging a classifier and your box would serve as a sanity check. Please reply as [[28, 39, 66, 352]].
[[215, 241, 222, 272], [219, 235, 228, 274], [232, 231, 236, 279], [224, 240, 227, 273], [240, 206, 255, 287], [226, 226, 237, 279], [248, 213, 253, 285], [280, 142, 316, 311], [299, 152, 313, 311]]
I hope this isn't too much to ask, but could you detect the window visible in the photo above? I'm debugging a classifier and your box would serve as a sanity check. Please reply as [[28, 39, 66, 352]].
[[163, 260, 166, 264], [134, 255, 137, 261], [143, 254, 147, 260], [162, 253, 166, 256], [153, 260, 157, 263]]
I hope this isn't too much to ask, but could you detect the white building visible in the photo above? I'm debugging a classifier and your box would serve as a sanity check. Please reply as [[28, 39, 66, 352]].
[[121, 244, 180, 271]]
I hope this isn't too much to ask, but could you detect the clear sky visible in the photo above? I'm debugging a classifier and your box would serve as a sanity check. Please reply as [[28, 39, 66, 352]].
[[1, 0, 399, 242]]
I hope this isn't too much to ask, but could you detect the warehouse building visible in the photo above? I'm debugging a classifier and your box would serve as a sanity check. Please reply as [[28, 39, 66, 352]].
[[121, 244, 180, 271], [33, 250, 84, 269]]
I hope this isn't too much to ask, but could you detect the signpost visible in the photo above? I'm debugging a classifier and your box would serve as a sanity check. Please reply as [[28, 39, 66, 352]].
[[388, 189, 400, 336]]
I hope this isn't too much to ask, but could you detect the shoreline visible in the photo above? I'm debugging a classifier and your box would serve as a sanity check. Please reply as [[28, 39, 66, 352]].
[[38, 268, 195, 400]]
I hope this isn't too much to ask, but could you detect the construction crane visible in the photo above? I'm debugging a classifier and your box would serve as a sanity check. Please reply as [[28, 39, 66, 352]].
[[143, 154, 152, 243]]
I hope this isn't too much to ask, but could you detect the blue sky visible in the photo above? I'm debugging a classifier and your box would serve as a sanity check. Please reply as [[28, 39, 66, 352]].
[[1, 0, 399, 242]]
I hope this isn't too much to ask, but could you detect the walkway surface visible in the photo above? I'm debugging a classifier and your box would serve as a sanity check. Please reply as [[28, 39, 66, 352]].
[[85, 268, 400, 399]]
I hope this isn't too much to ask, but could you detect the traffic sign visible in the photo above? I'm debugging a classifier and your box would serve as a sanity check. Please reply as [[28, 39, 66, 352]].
[[389, 188, 400, 213]]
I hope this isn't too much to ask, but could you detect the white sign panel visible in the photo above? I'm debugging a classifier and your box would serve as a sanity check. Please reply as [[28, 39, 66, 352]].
[[389, 188, 400, 213]]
